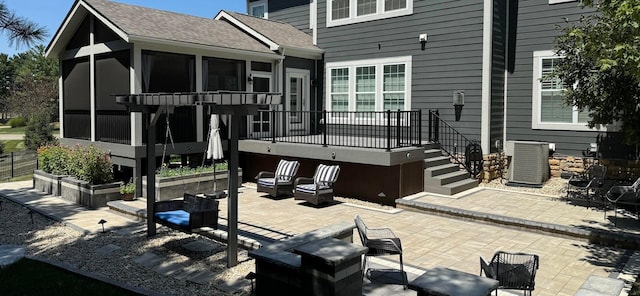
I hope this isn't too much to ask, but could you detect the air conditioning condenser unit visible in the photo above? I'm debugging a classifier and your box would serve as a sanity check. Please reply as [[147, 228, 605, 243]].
[[506, 141, 550, 186]]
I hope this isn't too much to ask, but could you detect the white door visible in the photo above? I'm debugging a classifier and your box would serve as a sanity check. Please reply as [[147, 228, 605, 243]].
[[249, 73, 272, 137], [286, 69, 310, 135]]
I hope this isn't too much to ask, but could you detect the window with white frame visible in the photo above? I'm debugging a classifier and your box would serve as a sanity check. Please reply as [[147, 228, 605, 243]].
[[328, 0, 412, 27], [249, 0, 268, 19], [532, 50, 593, 130], [548, 0, 576, 4], [327, 56, 411, 118]]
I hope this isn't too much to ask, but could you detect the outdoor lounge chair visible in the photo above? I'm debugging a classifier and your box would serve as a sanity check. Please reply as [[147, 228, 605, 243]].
[[154, 193, 219, 233], [256, 159, 300, 197], [480, 251, 539, 296], [354, 214, 407, 289], [293, 164, 340, 205], [604, 177, 640, 226], [566, 164, 607, 207]]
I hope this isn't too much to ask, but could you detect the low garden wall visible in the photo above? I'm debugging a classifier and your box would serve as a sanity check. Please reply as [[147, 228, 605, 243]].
[[480, 153, 640, 183], [142, 169, 243, 201], [60, 177, 121, 209]]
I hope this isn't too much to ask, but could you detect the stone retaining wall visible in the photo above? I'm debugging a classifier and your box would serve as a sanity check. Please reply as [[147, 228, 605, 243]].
[[479, 154, 640, 183]]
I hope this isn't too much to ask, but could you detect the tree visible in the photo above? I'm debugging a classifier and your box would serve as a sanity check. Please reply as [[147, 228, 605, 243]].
[[0, 1, 46, 48], [24, 108, 56, 151], [0, 53, 13, 121], [554, 0, 640, 147], [6, 45, 59, 121]]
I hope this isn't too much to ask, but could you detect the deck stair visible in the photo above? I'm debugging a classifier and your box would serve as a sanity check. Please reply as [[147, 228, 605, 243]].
[[423, 143, 478, 195]]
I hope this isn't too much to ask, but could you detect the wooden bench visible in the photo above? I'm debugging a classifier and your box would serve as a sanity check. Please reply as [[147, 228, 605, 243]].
[[248, 221, 355, 296], [154, 193, 219, 233]]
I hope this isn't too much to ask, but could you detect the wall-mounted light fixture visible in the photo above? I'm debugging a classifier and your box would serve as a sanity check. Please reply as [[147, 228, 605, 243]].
[[310, 79, 317, 87], [331, 151, 336, 159], [453, 90, 464, 121], [419, 33, 428, 51], [247, 74, 253, 83]]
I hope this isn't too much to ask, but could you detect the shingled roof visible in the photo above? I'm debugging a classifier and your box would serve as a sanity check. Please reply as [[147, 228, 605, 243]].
[[47, 0, 276, 56], [221, 11, 321, 53], [88, 0, 274, 53]]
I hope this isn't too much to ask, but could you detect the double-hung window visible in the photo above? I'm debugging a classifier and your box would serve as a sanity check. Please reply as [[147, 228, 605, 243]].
[[248, 0, 268, 19], [327, 56, 411, 122], [532, 50, 595, 131], [328, 0, 412, 27]]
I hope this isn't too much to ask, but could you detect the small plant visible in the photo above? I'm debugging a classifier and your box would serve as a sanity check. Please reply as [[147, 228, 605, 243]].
[[120, 179, 136, 194], [156, 162, 228, 178]]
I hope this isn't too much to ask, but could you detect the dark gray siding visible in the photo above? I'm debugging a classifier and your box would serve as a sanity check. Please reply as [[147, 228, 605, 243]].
[[505, 0, 610, 156], [317, 0, 486, 141], [269, 0, 311, 34]]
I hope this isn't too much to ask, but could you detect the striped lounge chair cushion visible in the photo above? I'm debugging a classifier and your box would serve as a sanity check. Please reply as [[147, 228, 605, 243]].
[[295, 183, 332, 194], [313, 164, 340, 186], [274, 160, 300, 182]]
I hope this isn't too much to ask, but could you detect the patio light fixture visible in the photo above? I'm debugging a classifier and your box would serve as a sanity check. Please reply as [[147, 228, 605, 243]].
[[419, 33, 428, 50], [453, 90, 464, 121], [247, 74, 253, 83]]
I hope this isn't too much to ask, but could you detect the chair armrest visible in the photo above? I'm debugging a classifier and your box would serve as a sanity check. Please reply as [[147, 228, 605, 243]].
[[154, 200, 183, 212], [256, 171, 275, 180], [294, 177, 314, 187], [480, 256, 495, 278]]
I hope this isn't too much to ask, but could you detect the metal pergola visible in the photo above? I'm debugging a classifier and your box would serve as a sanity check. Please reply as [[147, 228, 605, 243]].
[[117, 91, 282, 267]]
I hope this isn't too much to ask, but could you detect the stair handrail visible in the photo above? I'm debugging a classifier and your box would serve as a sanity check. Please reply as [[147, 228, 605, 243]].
[[428, 109, 483, 178]]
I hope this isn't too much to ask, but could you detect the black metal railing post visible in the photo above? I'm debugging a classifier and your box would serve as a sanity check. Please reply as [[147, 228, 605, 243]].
[[428, 110, 432, 142], [417, 109, 422, 146], [10, 152, 14, 179], [396, 109, 401, 148], [386, 109, 391, 152], [322, 109, 328, 147], [271, 109, 276, 143]]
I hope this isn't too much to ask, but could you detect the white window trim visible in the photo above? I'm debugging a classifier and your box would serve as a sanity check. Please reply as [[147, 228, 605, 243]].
[[326, 56, 412, 125], [327, 0, 412, 28], [249, 0, 268, 19], [548, 0, 576, 4], [532, 50, 611, 132]]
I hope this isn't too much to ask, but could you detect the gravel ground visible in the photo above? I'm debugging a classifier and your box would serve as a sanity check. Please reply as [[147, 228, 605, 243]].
[[0, 177, 570, 295], [0, 199, 253, 296]]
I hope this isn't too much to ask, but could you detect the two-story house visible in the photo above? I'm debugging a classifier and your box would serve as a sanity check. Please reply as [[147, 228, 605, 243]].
[[45, 0, 637, 206]]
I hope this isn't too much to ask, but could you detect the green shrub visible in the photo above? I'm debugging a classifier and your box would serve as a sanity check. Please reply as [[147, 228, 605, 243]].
[[120, 179, 136, 194], [157, 162, 228, 178], [7, 117, 26, 128], [37, 145, 71, 175], [68, 145, 114, 185], [25, 110, 56, 151]]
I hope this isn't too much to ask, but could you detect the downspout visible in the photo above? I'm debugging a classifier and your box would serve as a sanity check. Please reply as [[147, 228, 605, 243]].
[[481, 0, 493, 153], [503, 0, 510, 149]]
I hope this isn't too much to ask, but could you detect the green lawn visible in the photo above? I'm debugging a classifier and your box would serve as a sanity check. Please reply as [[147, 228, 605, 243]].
[[2, 140, 26, 153], [0, 258, 142, 296], [0, 126, 26, 134]]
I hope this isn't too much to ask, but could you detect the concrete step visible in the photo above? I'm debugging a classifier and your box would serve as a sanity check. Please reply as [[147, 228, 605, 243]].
[[424, 163, 460, 178], [423, 149, 444, 159], [425, 170, 471, 187], [422, 143, 440, 150], [424, 156, 450, 168], [424, 178, 478, 195]]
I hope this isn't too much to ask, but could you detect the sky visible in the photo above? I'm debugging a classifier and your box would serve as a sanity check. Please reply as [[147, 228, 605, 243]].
[[0, 0, 247, 56]]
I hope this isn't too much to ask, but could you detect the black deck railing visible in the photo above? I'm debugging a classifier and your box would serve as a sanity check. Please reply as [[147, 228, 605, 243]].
[[246, 110, 422, 151], [428, 110, 482, 177]]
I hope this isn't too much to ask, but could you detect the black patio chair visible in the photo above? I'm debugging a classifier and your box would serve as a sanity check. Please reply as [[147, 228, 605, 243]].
[[354, 214, 407, 289], [256, 159, 300, 198], [566, 164, 607, 207], [480, 251, 539, 296], [604, 177, 640, 226], [293, 164, 340, 206]]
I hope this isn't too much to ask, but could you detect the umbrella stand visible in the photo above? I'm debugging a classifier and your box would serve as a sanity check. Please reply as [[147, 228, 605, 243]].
[[205, 160, 227, 199]]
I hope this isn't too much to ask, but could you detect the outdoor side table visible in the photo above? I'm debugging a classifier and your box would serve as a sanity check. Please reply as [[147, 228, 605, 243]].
[[293, 237, 368, 296], [408, 267, 499, 296]]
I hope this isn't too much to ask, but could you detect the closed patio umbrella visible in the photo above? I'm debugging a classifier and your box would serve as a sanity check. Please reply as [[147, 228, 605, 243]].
[[206, 114, 226, 198]]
